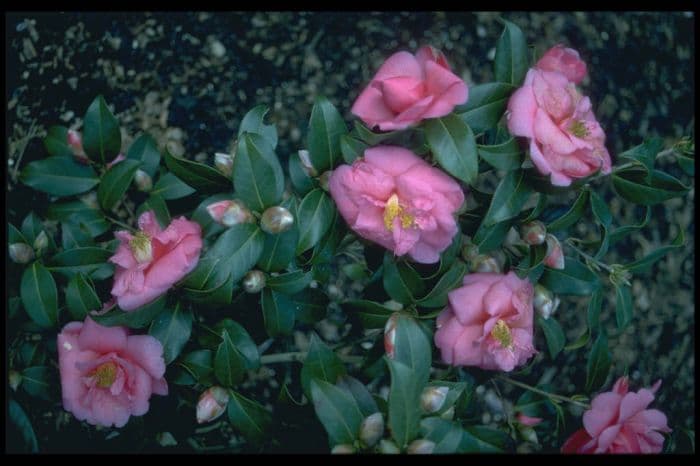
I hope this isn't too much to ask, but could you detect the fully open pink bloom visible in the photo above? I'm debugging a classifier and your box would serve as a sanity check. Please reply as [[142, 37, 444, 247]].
[[67, 129, 125, 168], [507, 67, 611, 186], [434, 272, 536, 372], [110, 211, 203, 311], [351, 46, 468, 131], [562, 377, 671, 454], [57, 317, 168, 428], [329, 146, 464, 264], [536, 44, 588, 84]]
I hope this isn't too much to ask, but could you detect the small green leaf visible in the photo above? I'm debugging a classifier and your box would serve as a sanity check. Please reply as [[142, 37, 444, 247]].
[[339, 134, 368, 164], [43, 125, 74, 158], [256, 226, 299, 272], [587, 288, 604, 334], [92, 295, 166, 328], [352, 120, 401, 145], [288, 151, 315, 196], [392, 314, 432, 385], [20, 262, 58, 328], [472, 218, 513, 253], [614, 283, 633, 331], [9, 223, 28, 245], [47, 247, 112, 278], [214, 319, 260, 370], [267, 270, 312, 295], [20, 157, 99, 197], [149, 304, 193, 364], [335, 375, 378, 418], [233, 133, 285, 212], [98, 159, 141, 210], [460, 426, 512, 453], [82, 95, 121, 164], [296, 189, 335, 254], [586, 333, 611, 392], [382, 255, 426, 304], [477, 138, 522, 171], [612, 168, 689, 205], [482, 170, 533, 226], [420, 417, 466, 454], [20, 366, 52, 400], [163, 148, 230, 192], [203, 223, 266, 286], [546, 189, 589, 231], [261, 289, 296, 337], [65, 273, 101, 320], [126, 133, 161, 177], [151, 172, 196, 200], [456, 83, 515, 134], [494, 19, 529, 86], [214, 329, 247, 387], [227, 390, 273, 445], [417, 261, 467, 308], [539, 257, 600, 295], [425, 113, 478, 185], [342, 299, 395, 329], [238, 105, 278, 148], [47, 202, 110, 238], [617, 138, 664, 181], [61, 221, 94, 250], [21, 212, 46, 246], [386, 358, 424, 449], [308, 96, 348, 172], [609, 206, 651, 246], [290, 288, 328, 324], [301, 333, 347, 399], [538, 316, 566, 359], [174, 350, 213, 385], [625, 228, 685, 274], [310, 378, 365, 446]]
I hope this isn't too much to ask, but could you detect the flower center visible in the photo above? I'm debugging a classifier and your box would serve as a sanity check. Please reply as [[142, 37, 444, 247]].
[[91, 362, 118, 388], [129, 231, 153, 263], [569, 120, 589, 139], [491, 319, 513, 349], [383, 194, 414, 231]]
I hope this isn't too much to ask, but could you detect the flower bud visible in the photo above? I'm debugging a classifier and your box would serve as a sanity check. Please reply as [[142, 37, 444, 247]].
[[470, 254, 501, 273], [156, 431, 178, 447], [378, 439, 400, 454], [242, 270, 266, 294], [67, 129, 89, 162], [134, 169, 153, 192], [407, 439, 435, 454], [33, 231, 49, 252], [359, 412, 384, 447], [533, 284, 555, 319], [196, 386, 229, 424], [516, 412, 543, 427], [421, 386, 449, 413], [331, 444, 355, 454], [518, 425, 539, 444], [260, 206, 294, 234], [384, 313, 400, 359], [520, 220, 547, 246], [206, 200, 254, 227], [214, 152, 234, 178], [318, 171, 331, 192], [460, 241, 479, 261], [9, 370, 22, 391], [9, 243, 34, 264], [297, 149, 317, 177], [544, 234, 565, 270]]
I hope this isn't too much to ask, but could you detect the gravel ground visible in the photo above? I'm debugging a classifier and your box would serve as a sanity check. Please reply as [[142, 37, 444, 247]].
[[6, 11, 694, 452]]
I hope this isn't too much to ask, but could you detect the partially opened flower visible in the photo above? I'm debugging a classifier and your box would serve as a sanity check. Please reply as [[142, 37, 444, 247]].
[[562, 376, 671, 454]]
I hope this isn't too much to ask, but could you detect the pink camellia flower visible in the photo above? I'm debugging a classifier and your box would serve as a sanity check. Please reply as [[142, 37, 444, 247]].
[[67, 129, 125, 168], [506, 67, 611, 187], [562, 376, 671, 454], [536, 44, 588, 84], [351, 46, 468, 131], [110, 211, 203, 311], [57, 316, 168, 428], [434, 272, 536, 372], [328, 146, 464, 264]]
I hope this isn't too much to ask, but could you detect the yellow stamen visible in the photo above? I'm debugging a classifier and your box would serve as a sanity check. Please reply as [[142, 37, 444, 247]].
[[92, 362, 118, 388], [569, 120, 589, 139], [129, 231, 153, 263], [383, 194, 414, 231], [491, 319, 513, 349]]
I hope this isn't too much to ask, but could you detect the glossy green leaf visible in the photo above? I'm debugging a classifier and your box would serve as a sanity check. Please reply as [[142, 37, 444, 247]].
[[301, 333, 347, 399], [586, 333, 611, 391], [539, 257, 600, 295], [149, 304, 193, 364], [288, 150, 315, 196], [256, 226, 299, 272], [392, 314, 432, 385], [472, 218, 513, 253], [296, 189, 335, 254], [82, 95, 121, 164], [21, 212, 46, 246], [20, 366, 52, 401], [290, 288, 328, 324], [214, 319, 260, 370], [352, 120, 401, 145], [151, 172, 196, 200], [65, 273, 101, 320], [418, 261, 467, 308], [425, 113, 478, 185], [8, 399, 38, 453], [136, 193, 171, 227], [310, 378, 364, 446], [482, 169, 533, 226], [342, 299, 394, 329], [238, 105, 278, 148], [494, 19, 529, 86], [618, 138, 664, 181], [233, 132, 285, 212], [98, 159, 141, 210], [382, 255, 426, 304], [538, 316, 566, 359], [267, 270, 312, 295], [126, 133, 161, 177], [588, 288, 603, 334], [205, 223, 266, 286], [460, 426, 511, 453], [387, 358, 423, 449], [625, 228, 684, 274], [307, 96, 348, 172], [335, 375, 378, 418], [261, 289, 296, 337], [478, 138, 522, 171], [174, 349, 213, 385], [609, 206, 651, 246], [47, 202, 110, 238], [228, 390, 273, 445], [214, 329, 247, 387], [456, 82, 515, 134], [61, 220, 94, 250], [47, 247, 112, 278], [43, 125, 74, 158], [339, 134, 368, 164], [20, 157, 99, 197], [9, 223, 28, 245], [612, 168, 689, 205], [20, 262, 58, 328], [163, 148, 230, 192], [92, 295, 166, 328], [546, 189, 589, 231], [614, 283, 633, 331]]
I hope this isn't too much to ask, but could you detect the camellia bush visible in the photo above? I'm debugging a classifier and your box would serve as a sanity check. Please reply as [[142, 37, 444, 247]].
[[7, 19, 694, 453]]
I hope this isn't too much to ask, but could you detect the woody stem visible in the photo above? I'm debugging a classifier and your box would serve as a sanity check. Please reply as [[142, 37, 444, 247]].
[[497, 375, 590, 409], [259, 351, 364, 365]]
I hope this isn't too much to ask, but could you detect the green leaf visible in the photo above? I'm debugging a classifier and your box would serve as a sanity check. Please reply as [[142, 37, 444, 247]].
[[339, 134, 368, 164], [47, 202, 110, 237], [386, 358, 423, 449], [151, 172, 196, 200], [609, 206, 651, 246], [478, 138, 522, 171], [149, 304, 193, 364], [308, 96, 348, 172], [174, 349, 213, 385], [233, 133, 285, 212], [126, 133, 161, 177], [256, 226, 299, 272], [65, 273, 101, 320], [456, 83, 515, 134], [587, 288, 604, 334], [420, 417, 466, 454], [612, 168, 689, 205], [17, 340, 46, 367], [352, 120, 401, 145], [92, 295, 166, 328], [392, 314, 432, 385], [296, 189, 335, 254], [586, 333, 611, 391], [261, 289, 296, 337], [8, 399, 38, 453], [618, 138, 664, 181], [472, 218, 513, 253], [625, 228, 685, 274], [190, 194, 232, 238], [20, 262, 58, 328], [482, 169, 533, 226], [460, 426, 512, 453], [20, 156, 99, 197], [288, 151, 315, 196], [342, 299, 395, 329], [382, 255, 426, 304], [538, 316, 566, 359], [425, 113, 478, 185], [21, 212, 46, 246], [494, 19, 529, 86], [203, 223, 266, 286], [98, 159, 141, 210], [335, 375, 378, 418], [9, 223, 28, 245], [20, 366, 52, 400], [215, 319, 260, 370], [267, 270, 312, 295], [417, 261, 467, 308], [163, 148, 230, 192], [290, 288, 328, 324], [301, 333, 347, 399], [61, 220, 94, 250], [589, 191, 612, 228], [310, 378, 364, 446], [238, 105, 278, 148], [47, 247, 112, 278], [546, 189, 589, 231], [614, 283, 633, 331], [214, 329, 247, 387], [82, 95, 121, 164], [43, 125, 74, 158], [539, 257, 600, 295], [136, 193, 171, 227], [227, 390, 273, 445]]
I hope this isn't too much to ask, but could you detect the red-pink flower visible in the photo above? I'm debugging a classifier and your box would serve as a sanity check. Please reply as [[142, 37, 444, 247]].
[[562, 377, 671, 454], [328, 146, 464, 264], [57, 317, 168, 428], [434, 272, 536, 372], [110, 211, 203, 311], [507, 67, 611, 187], [351, 46, 468, 131], [536, 44, 588, 85]]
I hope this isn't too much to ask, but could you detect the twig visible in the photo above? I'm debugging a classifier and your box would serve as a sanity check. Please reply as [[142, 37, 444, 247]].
[[260, 351, 363, 365], [564, 240, 614, 273], [497, 375, 590, 409]]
